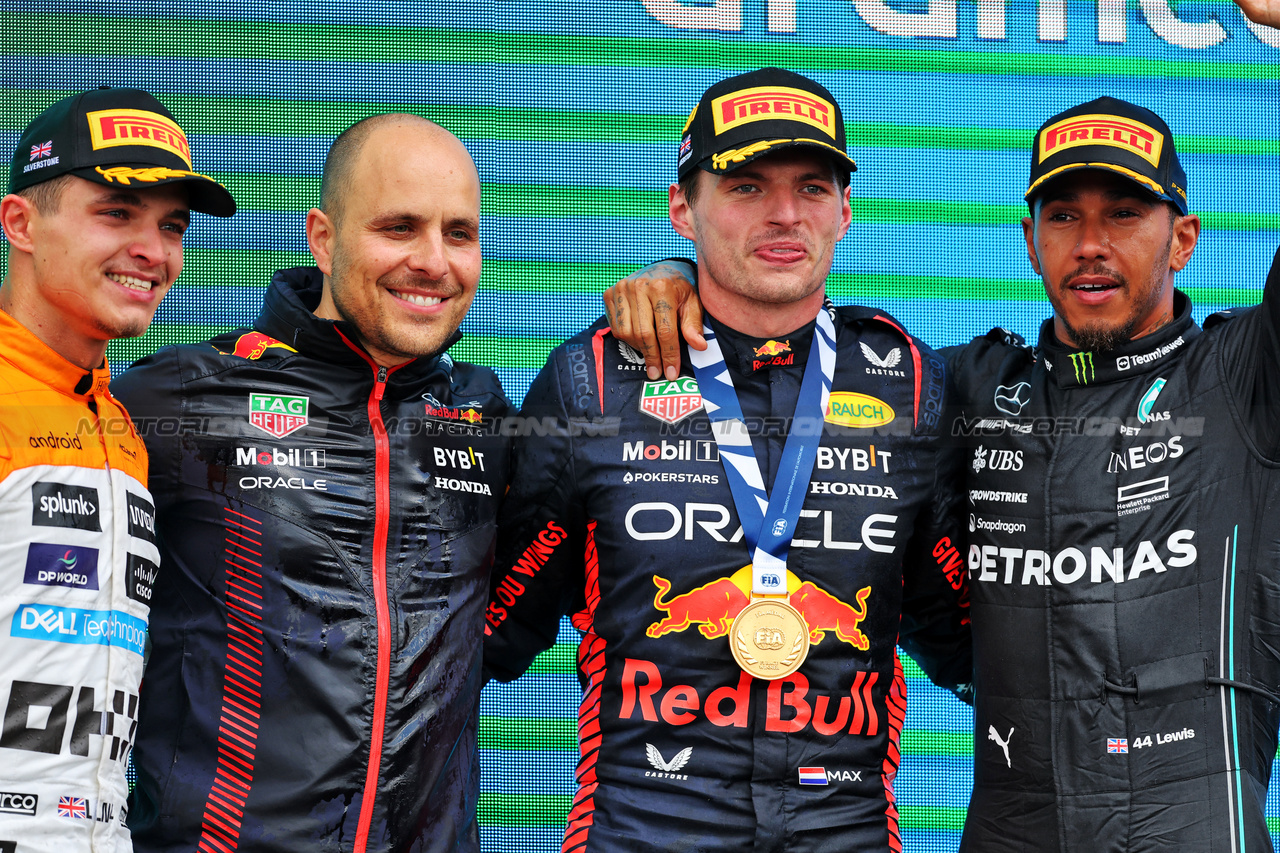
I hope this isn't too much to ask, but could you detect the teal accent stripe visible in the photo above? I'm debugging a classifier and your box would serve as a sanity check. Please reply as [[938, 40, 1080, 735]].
[[1230, 525, 1246, 851]]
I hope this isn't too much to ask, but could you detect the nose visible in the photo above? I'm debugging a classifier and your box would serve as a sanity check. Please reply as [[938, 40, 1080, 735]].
[[128, 222, 169, 267], [764, 189, 802, 227], [1073, 212, 1110, 262], [407, 231, 449, 280]]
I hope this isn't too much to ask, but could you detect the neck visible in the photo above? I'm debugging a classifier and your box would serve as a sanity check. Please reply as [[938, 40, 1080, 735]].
[[697, 282, 825, 338], [0, 277, 107, 371]]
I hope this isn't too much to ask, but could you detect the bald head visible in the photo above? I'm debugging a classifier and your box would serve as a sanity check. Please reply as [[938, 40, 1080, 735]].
[[320, 113, 476, 224]]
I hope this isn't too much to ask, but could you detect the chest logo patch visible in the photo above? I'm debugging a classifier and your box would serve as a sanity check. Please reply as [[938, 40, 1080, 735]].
[[639, 376, 703, 425], [825, 392, 894, 428], [249, 393, 309, 438], [994, 382, 1031, 416]]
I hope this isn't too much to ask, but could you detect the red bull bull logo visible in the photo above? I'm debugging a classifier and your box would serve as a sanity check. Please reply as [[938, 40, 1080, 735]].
[[753, 340, 790, 358], [646, 567, 871, 652], [751, 339, 795, 372], [222, 332, 297, 360]]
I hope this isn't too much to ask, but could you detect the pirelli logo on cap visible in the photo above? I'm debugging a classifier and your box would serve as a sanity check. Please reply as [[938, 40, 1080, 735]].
[[712, 86, 836, 139], [86, 109, 193, 167], [1039, 114, 1163, 167]]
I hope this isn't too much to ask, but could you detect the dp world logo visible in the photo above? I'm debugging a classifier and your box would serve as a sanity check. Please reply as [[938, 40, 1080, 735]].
[[249, 393, 309, 438]]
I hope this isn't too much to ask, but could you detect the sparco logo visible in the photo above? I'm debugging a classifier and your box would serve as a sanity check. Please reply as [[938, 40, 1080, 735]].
[[0, 791, 37, 815], [566, 343, 594, 409], [32, 482, 100, 531]]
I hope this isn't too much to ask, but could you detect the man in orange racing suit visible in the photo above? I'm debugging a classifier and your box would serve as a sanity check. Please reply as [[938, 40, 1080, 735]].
[[0, 88, 233, 852]]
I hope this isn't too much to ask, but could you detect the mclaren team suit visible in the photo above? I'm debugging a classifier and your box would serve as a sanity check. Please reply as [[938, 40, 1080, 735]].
[[484, 304, 971, 852], [950, 247, 1280, 852], [111, 268, 511, 853], [0, 309, 157, 852]]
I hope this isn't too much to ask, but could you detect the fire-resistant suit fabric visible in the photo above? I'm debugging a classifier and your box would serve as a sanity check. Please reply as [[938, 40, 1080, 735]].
[[110, 268, 511, 853], [483, 304, 972, 853], [948, 247, 1280, 853], [0, 308, 157, 852]]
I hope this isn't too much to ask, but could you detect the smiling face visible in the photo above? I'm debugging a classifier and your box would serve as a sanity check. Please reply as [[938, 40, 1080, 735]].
[[0, 175, 188, 368], [1024, 169, 1200, 351], [309, 119, 482, 367], [669, 149, 852, 336]]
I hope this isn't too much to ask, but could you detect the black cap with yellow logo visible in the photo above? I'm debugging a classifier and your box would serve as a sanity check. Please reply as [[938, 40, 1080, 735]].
[[1026, 96, 1187, 215], [9, 87, 236, 217], [678, 68, 856, 182]]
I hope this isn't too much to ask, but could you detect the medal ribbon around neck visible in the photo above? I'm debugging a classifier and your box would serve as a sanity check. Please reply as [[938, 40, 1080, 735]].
[[689, 306, 836, 597]]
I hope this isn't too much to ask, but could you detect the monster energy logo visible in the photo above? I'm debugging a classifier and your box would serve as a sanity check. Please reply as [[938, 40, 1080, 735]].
[[1069, 352, 1095, 384]]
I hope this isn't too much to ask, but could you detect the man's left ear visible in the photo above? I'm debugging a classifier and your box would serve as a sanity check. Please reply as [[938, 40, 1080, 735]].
[[1169, 212, 1201, 273]]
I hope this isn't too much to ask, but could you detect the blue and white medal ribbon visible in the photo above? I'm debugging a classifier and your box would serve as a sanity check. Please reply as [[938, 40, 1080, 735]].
[[689, 307, 837, 597]]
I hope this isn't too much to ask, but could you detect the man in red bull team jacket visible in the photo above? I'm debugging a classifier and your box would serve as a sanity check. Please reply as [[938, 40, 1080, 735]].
[[482, 68, 972, 852]]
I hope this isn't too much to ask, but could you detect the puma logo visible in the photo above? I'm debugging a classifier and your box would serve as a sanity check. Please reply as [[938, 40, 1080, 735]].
[[988, 725, 1014, 768]]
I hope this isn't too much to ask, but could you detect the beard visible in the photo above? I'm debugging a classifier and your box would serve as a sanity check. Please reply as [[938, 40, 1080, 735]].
[[1051, 235, 1172, 353]]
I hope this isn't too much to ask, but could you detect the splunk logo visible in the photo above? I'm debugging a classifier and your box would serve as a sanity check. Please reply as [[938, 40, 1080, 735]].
[[31, 482, 100, 531]]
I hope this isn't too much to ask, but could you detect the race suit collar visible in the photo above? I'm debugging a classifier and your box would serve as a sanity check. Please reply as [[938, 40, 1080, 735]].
[[1037, 289, 1200, 389], [256, 266, 462, 387], [0, 308, 111, 400], [704, 300, 836, 376]]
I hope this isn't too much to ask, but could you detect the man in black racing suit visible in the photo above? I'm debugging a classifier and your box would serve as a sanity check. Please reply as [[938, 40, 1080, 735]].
[[113, 115, 512, 852], [613, 82, 1280, 852], [949, 97, 1280, 852], [483, 68, 971, 853]]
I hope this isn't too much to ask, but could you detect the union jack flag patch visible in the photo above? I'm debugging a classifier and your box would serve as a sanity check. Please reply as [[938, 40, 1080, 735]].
[[1107, 738, 1129, 753], [30, 141, 52, 160], [58, 795, 89, 818]]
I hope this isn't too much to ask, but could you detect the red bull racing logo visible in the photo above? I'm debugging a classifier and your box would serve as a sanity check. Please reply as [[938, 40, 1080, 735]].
[[647, 567, 870, 652], [751, 339, 794, 371], [219, 332, 297, 360]]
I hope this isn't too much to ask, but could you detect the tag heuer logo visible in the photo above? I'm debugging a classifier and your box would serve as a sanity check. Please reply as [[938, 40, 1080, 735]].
[[639, 376, 703, 424], [249, 393, 309, 438]]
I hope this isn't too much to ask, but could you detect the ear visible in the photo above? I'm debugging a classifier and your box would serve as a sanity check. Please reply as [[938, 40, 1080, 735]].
[[835, 184, 852, 241], [1021, 215, 1042, 276], [669, 183, 697, 242], [0, 193, 38, 255], [1168, 213, 1200, 273], [305, 208, 336, 275]]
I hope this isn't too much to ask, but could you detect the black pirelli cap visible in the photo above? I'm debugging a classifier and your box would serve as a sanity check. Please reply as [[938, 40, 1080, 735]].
[[10, 87, 235, 217], [1026, 96, 1187, 215], [678, 68, 856, 181]]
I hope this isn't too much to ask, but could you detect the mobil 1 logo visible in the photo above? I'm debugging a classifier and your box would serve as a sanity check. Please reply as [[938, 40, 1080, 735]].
[[126, 493, 156, 545], [32, 482, 100, 531]]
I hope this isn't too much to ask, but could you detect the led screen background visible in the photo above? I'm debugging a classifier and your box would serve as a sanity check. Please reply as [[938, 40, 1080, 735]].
[[3, 1, 1278, 849]]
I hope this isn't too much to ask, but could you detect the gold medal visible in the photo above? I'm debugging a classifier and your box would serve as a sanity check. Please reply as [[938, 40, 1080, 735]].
[[729, 597, 810, 680]]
